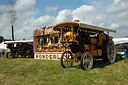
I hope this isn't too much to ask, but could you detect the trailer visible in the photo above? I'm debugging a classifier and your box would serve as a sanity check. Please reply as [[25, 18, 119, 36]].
[[33, 26, 64, 60]]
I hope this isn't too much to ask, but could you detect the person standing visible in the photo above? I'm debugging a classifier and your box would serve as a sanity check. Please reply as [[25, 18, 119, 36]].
[[0, 51, 1, 57], [124, 43, 128, 59], [2, 50, 5, 57]]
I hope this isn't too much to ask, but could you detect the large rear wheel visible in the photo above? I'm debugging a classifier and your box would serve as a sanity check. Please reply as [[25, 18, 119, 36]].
[[80, 51, 93, 70], [23, 46, 33, 58], [60, 51, 73, 68], [102, 39, 116, 63]]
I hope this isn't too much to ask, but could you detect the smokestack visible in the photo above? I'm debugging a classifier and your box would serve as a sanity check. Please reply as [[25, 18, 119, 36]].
[[12, 25, 14, 41]]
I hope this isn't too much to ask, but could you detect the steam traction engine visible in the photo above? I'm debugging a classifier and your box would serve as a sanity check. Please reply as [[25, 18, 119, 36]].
[[53, 22, 117, 70], [4, 40, 33, 59]]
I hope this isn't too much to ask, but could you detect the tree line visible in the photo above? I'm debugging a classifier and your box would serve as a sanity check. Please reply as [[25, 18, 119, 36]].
[[0, 36, 12, 43]]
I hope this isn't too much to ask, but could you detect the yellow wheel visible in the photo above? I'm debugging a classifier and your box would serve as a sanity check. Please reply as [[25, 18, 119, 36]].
[[6, 52, 14, 59]]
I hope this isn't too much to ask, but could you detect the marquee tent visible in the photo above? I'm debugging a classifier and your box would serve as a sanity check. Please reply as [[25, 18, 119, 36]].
[[0, 42, 7, 51]]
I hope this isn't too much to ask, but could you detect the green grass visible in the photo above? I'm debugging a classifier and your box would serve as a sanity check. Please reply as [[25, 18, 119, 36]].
[[0, 55, 128, 85]]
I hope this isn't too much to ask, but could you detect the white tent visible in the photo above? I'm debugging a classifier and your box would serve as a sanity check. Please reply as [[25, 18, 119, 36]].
[[113, 38, 128, 44], [0, 42, 7, 51], [113, 38, 128, 55]]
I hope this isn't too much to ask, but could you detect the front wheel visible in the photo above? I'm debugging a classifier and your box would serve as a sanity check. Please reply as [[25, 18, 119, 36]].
[[6, 52, 14, 59], [80, 51, 93, 70], [60, 51, 73, 68]]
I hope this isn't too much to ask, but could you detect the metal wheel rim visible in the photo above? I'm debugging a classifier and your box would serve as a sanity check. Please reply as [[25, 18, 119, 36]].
[[107, 40, 116, 63], [8, 53, 13, 59], [82, 52, 93, 70], [62, 51, 73, 68]]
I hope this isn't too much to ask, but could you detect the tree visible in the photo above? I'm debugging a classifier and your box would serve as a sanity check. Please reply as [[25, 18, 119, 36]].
[[0, 36, 4, 43], [4, 39, 12, 41]]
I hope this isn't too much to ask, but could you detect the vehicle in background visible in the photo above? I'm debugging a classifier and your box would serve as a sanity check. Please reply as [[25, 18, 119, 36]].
[[4, 40, 33, 59]]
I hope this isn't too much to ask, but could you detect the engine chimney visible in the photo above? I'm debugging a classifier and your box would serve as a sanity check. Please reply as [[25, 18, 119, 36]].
[[12, 25, 14, 41]]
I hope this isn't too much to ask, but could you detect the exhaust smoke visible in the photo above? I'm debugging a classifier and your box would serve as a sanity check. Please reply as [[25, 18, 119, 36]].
[[9, 10, 17, 25], [8, 0, 17, 25], [8, 0, 17, 40]]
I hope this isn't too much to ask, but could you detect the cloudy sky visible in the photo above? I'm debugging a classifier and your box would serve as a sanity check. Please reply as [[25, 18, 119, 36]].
[[0, 0, 128, 40]]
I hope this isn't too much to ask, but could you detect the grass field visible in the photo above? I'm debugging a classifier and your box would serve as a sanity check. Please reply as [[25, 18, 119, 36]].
[[0, 55, 128, 85]]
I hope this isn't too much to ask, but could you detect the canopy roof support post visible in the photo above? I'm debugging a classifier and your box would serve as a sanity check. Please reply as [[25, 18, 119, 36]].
[[71, 25, 74, 41], [60, 28, 62, 42]]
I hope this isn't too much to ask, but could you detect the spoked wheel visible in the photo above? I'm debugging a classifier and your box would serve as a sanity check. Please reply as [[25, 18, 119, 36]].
[[107, 39, 116, 63], [23, 46, 33, 58], [13, 52, 19, 58], [102, 39, 116, 64], [6, 52, 14, 59], [80, 51, 93, 70], [61, 51, 73, 68]]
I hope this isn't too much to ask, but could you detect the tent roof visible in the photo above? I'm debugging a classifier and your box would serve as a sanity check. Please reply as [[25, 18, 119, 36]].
[[4, 40, 33, 44], [113, 38, 128, 44], [0, 42, 7, 50]]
